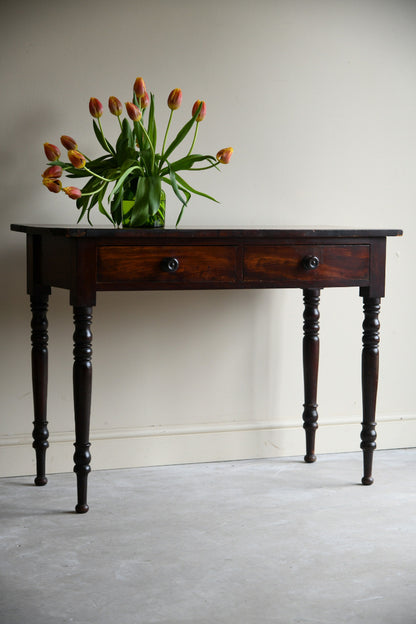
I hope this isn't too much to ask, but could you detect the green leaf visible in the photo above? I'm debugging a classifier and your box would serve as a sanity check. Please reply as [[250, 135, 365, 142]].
[[167, 166, 189, 206], [148, 176, 162, 216], [116, 118, 134, 164], [147, 93, 157, 148], [93, 120, 115, 155], [160, 154, 216, 177], [110, 187, 124, 226], [129, 177, 150, 227], [98, 193, 115, 225], [111, 164, 142, 197], [174, 173, 219, 203]]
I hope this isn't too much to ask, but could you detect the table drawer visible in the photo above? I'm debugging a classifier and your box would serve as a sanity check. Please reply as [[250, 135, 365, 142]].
[[97, 245, 238, 284], [243, 244, 370, 284]]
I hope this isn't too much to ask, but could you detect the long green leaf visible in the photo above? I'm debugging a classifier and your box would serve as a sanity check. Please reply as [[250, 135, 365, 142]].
[[148, 176, 162, 216], [174, 173, 219, 203], [159, 154, 216, 177], [130, 177, 150, 226], [116, 118, 134, 164], [93, 120, 115, 155], [167, 166, 189, 206], [111, 164, 142, 197], [147, 93, 157, 148]]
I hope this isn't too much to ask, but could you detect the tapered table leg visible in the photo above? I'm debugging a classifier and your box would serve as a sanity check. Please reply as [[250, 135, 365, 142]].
[[302, 289, 320, 463], [30, 294, 50, 486], [361, 297, 380, 485], [73, 306, 93, 513]]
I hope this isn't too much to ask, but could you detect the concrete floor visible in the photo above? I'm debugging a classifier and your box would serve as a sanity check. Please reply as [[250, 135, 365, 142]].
[[1, 449, 415, 624]]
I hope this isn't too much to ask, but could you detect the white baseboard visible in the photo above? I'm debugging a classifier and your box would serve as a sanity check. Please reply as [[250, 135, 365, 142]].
[[1, 415, 415, 478]]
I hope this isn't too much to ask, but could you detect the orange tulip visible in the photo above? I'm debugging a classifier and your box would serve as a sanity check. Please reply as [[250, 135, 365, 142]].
[[42, 177, 62, 193], [125, 102, 142, 122], [216, 147, 233, 164], [192, 100, 206, 122], [133, 77, 146, 98], [44, 142, 61, 161], [63, 186, 82, 200], [60, 135, 77, 150], [68, 149, 86, 169], [89, 97, 103, 118], [167, 88, 182, 110], [140, 92, 150, 109], [42, 165, 62, 179], [108, 96, 122, 116]]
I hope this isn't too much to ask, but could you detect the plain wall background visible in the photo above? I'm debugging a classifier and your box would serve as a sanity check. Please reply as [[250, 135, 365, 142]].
[[1, 0, 414, 477]]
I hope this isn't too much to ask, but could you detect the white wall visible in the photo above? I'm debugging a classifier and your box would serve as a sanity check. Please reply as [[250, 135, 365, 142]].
[[1, 0, 414, 477]]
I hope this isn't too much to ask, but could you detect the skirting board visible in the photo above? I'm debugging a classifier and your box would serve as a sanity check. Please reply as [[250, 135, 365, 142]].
[[1, 415, 415, 478]]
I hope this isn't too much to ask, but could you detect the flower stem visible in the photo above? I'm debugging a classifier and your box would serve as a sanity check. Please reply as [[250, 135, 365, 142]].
[[84, 166, 113, 182], [188, 161, 220, 172], [186, 122, 199, 157], [161, 110, 173, 160], [81, 184, 107, 197]]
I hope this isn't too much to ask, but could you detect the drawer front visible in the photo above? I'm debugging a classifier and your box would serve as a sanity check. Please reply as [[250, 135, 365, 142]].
[[97, 245, 238, 284], [243, 245, 370, 284]]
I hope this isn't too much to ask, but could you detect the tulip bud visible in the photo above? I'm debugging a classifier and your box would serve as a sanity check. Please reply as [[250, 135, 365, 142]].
[[167, 88, 182, 110], [108, 96, 122, 116], [42, 177, 62, 193], [42, 165, 62, 179], [44, 142, 61, 161], [125, 102, 142, 122], [60, 135, 77, 150], [216, 147, 233, 164], [63, 186, 82, 200], [68, 149, 87, 169], [140, 92, 150, 109], [192, 100, 206, 122], [134, 77, 146, 98], [89, 97, 103, 118]]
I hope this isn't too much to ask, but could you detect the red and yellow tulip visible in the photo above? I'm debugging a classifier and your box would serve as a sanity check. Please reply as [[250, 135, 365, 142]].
[[44, 143, 61, 161], [63, 186, 82, 200], [60, 135, 77, 150], [125, 102, 142, 122], [167, 88, 182, 111], [133, 77, 146, 99], [216, 147, 233, 164], [192, 100, 206, 122], [68, 149, 86, 169], [89, 97, 103, 118], [108, 96, 122, 116]]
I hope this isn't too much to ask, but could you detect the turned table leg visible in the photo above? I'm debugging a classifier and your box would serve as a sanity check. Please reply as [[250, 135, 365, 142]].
[[73, 306, 93, 513], [302, 289, 320, 463], [361, 297, 380, 485], [30, 294, 50, 486]]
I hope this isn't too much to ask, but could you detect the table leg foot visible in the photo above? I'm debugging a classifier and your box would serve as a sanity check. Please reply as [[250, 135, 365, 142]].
[[34, 476, 48, 486], [360, 297, 380, 486], [302, 289, 320, 464]]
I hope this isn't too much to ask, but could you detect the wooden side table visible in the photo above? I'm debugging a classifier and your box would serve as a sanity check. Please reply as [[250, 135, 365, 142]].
[[10, 225, 402, 513]]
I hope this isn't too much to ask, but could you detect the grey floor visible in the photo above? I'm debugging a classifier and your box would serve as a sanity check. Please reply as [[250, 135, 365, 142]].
[[1, 449, 415, 624]]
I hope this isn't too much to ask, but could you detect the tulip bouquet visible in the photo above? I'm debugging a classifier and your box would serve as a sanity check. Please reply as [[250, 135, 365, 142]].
[[42, 77, 233, 227]]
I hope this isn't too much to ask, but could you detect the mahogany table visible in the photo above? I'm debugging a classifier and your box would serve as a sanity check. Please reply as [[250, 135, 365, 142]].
[[11, 225, 402, 513]]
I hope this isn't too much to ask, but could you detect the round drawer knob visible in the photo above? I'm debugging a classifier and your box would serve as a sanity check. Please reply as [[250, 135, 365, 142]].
[[302, 255, 320, 271], [161, 257, 179, 273]]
